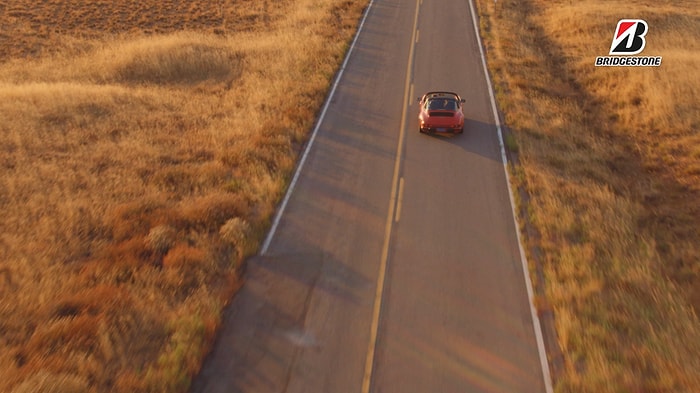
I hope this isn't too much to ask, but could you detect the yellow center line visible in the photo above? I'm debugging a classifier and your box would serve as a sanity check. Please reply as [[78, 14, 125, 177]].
[[361, 0, 421, 392], [394, 177, 405, 223]]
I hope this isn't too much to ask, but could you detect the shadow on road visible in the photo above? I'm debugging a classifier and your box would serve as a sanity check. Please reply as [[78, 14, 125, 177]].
[[191, 250, 370, 393]]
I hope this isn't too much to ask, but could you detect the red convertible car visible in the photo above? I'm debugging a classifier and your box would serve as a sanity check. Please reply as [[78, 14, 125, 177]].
[[417, 91, 466, 134]]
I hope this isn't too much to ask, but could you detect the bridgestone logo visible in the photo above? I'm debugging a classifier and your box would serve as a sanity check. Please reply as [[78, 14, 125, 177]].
[[595, 19, 662, 67], [595, 56, 662, 67]]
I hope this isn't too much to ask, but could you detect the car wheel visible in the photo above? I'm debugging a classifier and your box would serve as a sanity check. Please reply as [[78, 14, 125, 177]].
[[456, 126, 464, 134]]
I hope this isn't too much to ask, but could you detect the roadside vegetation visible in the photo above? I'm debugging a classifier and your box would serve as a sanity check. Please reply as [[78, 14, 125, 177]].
[[475, 0, 700, 391], [0, 1, 367, 392]]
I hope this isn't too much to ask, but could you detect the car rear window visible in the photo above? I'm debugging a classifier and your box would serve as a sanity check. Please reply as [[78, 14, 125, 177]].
[[427, 98, 457, 111]]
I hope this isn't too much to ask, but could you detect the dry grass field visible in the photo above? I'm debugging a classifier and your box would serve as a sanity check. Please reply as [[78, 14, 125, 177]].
[[0, 1, 366, 392], [475, 0, 700, 391]]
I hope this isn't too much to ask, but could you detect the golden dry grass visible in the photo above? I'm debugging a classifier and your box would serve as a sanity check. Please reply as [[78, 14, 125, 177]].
[[476, 0, 700, 391], [0, 1, 367, 392]]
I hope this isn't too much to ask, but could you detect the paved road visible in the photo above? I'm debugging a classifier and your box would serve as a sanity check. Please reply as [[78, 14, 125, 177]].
[[191, 1, 549, 392]]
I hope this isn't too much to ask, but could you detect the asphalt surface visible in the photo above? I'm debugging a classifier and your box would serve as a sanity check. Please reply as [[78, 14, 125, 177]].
[[191, 1, 549, 392]]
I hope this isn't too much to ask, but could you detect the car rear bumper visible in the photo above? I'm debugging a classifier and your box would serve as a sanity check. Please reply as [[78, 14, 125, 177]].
[[420, 126, 462, 133]]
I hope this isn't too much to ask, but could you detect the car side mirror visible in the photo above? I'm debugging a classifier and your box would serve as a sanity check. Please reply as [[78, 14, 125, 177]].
[[460, 99, 466, 103], [417, 97, 422, 102]]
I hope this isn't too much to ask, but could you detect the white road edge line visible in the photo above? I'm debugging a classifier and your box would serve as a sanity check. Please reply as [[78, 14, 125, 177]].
[[466, 1, 554, 392], [260, 0, 376, 255]]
